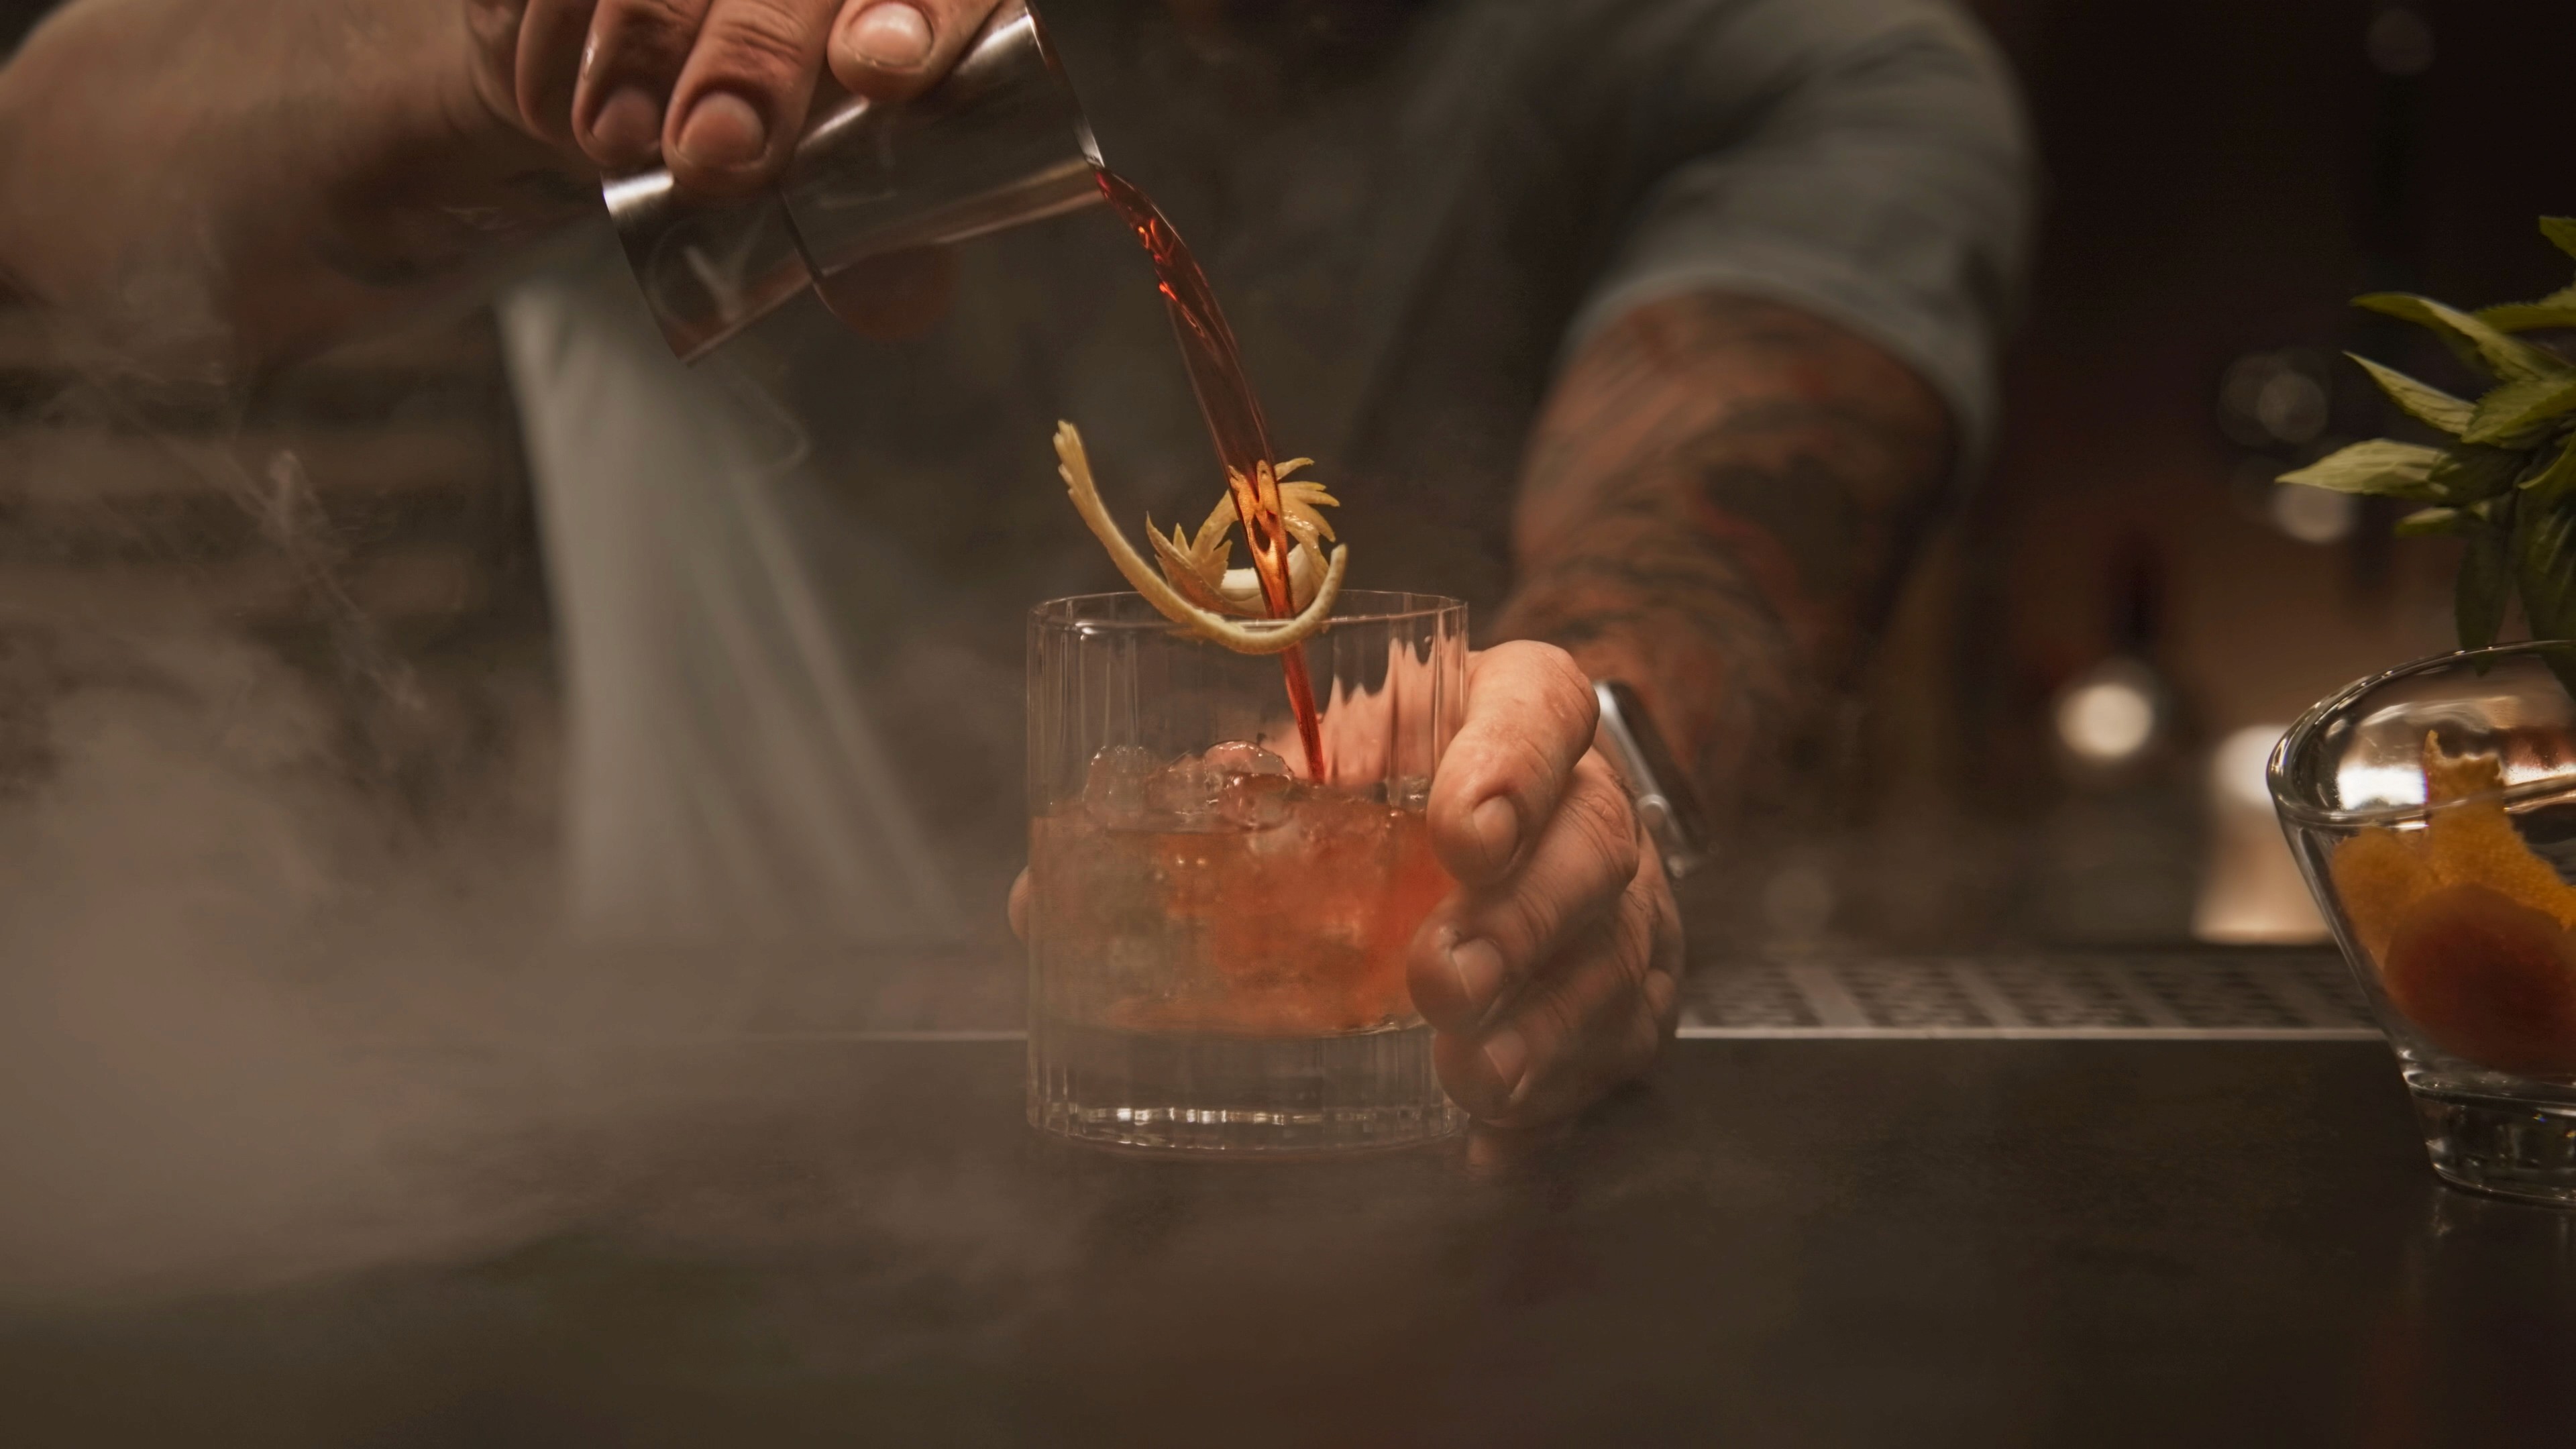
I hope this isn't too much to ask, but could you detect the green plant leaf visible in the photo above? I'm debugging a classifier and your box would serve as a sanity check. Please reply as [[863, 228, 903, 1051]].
[[2479, 305, 2576, 333], [2544, 217, 2576, 262], [2516, 500, 2576, 643], [2465, 372, 2576, 446], [2459, 523, 2511, 650], [2479, 285, 2576, 333], [2357, 292, 2572, 383], [2349, 354, 2473, 435], [2278, 439, 2446, 499], [2396, 506, 2465, 537], [2524, 436, 2576, 506], [2359, 294, 2489, 374], [2521, 502, 2576, 696], [2428, 443, 2532, 502]]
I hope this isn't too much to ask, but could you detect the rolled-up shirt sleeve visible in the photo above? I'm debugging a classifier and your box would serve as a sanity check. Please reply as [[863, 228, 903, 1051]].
[[1564, 0, 2035, 473]]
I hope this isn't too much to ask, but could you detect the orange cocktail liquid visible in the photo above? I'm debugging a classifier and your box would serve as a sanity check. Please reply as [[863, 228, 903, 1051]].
[[1096, 169, 1328, 778], [1031, 790, 1450, 1037]]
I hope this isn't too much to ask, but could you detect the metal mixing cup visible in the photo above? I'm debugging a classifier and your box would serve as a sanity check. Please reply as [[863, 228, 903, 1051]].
[[602, 0, 1101, 363]]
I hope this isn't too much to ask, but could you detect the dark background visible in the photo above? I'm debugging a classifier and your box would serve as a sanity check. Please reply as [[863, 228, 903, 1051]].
[[1828, 0, 2575, 951]]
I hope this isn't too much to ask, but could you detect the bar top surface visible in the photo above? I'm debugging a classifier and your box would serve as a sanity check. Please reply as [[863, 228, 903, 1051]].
[[7, 1036, 2571, 1446]]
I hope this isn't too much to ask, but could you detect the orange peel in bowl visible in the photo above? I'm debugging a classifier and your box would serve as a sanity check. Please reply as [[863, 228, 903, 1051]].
[[2381, 883, 2576, 1077], [2333, 733, 2576, 1075], [2329, 826, 2434, 961], [2416, 735, 2576, 927]]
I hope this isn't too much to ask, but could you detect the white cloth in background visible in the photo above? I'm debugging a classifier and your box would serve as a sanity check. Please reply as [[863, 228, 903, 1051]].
[[496, 252, 964, 946]]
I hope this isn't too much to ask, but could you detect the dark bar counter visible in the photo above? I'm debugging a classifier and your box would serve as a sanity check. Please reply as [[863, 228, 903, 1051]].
[[7, 1013, 2576, 1443]]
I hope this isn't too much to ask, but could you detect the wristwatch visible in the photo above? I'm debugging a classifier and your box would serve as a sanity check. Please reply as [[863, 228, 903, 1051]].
[[1593, 680, 1709, 881]]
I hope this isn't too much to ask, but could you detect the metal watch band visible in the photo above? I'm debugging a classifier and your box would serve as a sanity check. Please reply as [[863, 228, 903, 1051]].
[[1592, 680, 1709, 881]]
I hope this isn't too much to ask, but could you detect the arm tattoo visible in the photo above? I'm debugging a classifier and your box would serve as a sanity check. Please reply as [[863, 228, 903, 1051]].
[[1496, 292, 1955, 816]]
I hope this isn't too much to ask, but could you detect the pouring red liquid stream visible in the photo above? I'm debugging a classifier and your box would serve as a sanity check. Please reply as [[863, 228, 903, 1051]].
[[1095, 170, 1328, 779]]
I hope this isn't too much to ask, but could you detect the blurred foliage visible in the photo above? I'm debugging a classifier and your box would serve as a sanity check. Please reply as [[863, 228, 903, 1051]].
[[2282, 219, 2576, 663]]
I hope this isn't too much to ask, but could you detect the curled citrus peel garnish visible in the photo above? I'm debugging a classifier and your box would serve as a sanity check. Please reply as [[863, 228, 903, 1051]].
[[1142, 460, 1338, 616], [1053, 421, 1348, 656]]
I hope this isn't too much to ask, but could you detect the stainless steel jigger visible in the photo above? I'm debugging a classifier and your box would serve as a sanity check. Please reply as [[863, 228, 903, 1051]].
[[602, 0, 1100, 363]]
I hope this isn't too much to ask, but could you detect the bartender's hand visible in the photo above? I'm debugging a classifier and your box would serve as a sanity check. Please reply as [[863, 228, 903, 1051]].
[[1004, 640, 1683, 1128], [1409, 642, 1684, 1127], [468, 0, 1008, 191], [464, 0, 1002, 333]]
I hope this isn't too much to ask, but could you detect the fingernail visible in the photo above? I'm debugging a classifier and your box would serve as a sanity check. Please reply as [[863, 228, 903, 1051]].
[[843, 2, 934, 68], [589, 85, 663, 160], [676, 91, 767, 170], [1447, 934, 1507, 1021], [1471, 796, 1519, 871], [1482, 1026, 1529, 1101]]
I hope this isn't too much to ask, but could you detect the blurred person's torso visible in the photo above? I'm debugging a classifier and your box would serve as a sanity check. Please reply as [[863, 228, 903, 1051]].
[[504, 0, 1996, 947]]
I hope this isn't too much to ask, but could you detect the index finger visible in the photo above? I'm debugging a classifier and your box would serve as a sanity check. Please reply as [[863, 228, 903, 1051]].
[[1430, 641, 1597, 886]]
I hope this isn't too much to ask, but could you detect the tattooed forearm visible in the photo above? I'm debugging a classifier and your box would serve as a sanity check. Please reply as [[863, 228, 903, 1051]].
[[1496, 292, 1955, 814], [0, 0, 584, 374]]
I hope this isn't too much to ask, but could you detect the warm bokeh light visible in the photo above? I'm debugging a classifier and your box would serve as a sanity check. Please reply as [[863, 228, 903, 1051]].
[[2214, 724, 2286, 812], [2195, 723, 2328, 944], [2055, 665, 2159, 766], [2268, 484, 2356, 545]]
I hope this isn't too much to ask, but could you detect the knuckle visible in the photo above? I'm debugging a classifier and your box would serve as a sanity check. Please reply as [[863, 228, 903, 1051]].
[[1521, 981, 1587, 1061], [1563, 768, 1642, 880], [1519, 642, 1597, 727], [698, 3, 818, 81], [1499, 724, 1556, 785], [1407, 912, 1480, 1024], [1477, 888, 1556, 968], [1475, 730, 1558, 813], [1540, 646, 1597, 716], [599, 0, 704, 60], [1470, 818, 1629, 969]]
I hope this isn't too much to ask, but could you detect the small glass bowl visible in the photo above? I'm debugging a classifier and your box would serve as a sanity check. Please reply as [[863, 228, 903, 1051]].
[[2272, 642, 2576, 1205]]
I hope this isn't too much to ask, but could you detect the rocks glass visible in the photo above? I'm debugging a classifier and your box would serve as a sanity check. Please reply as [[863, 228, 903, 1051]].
[[1025, 591, 1468, 1153]]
